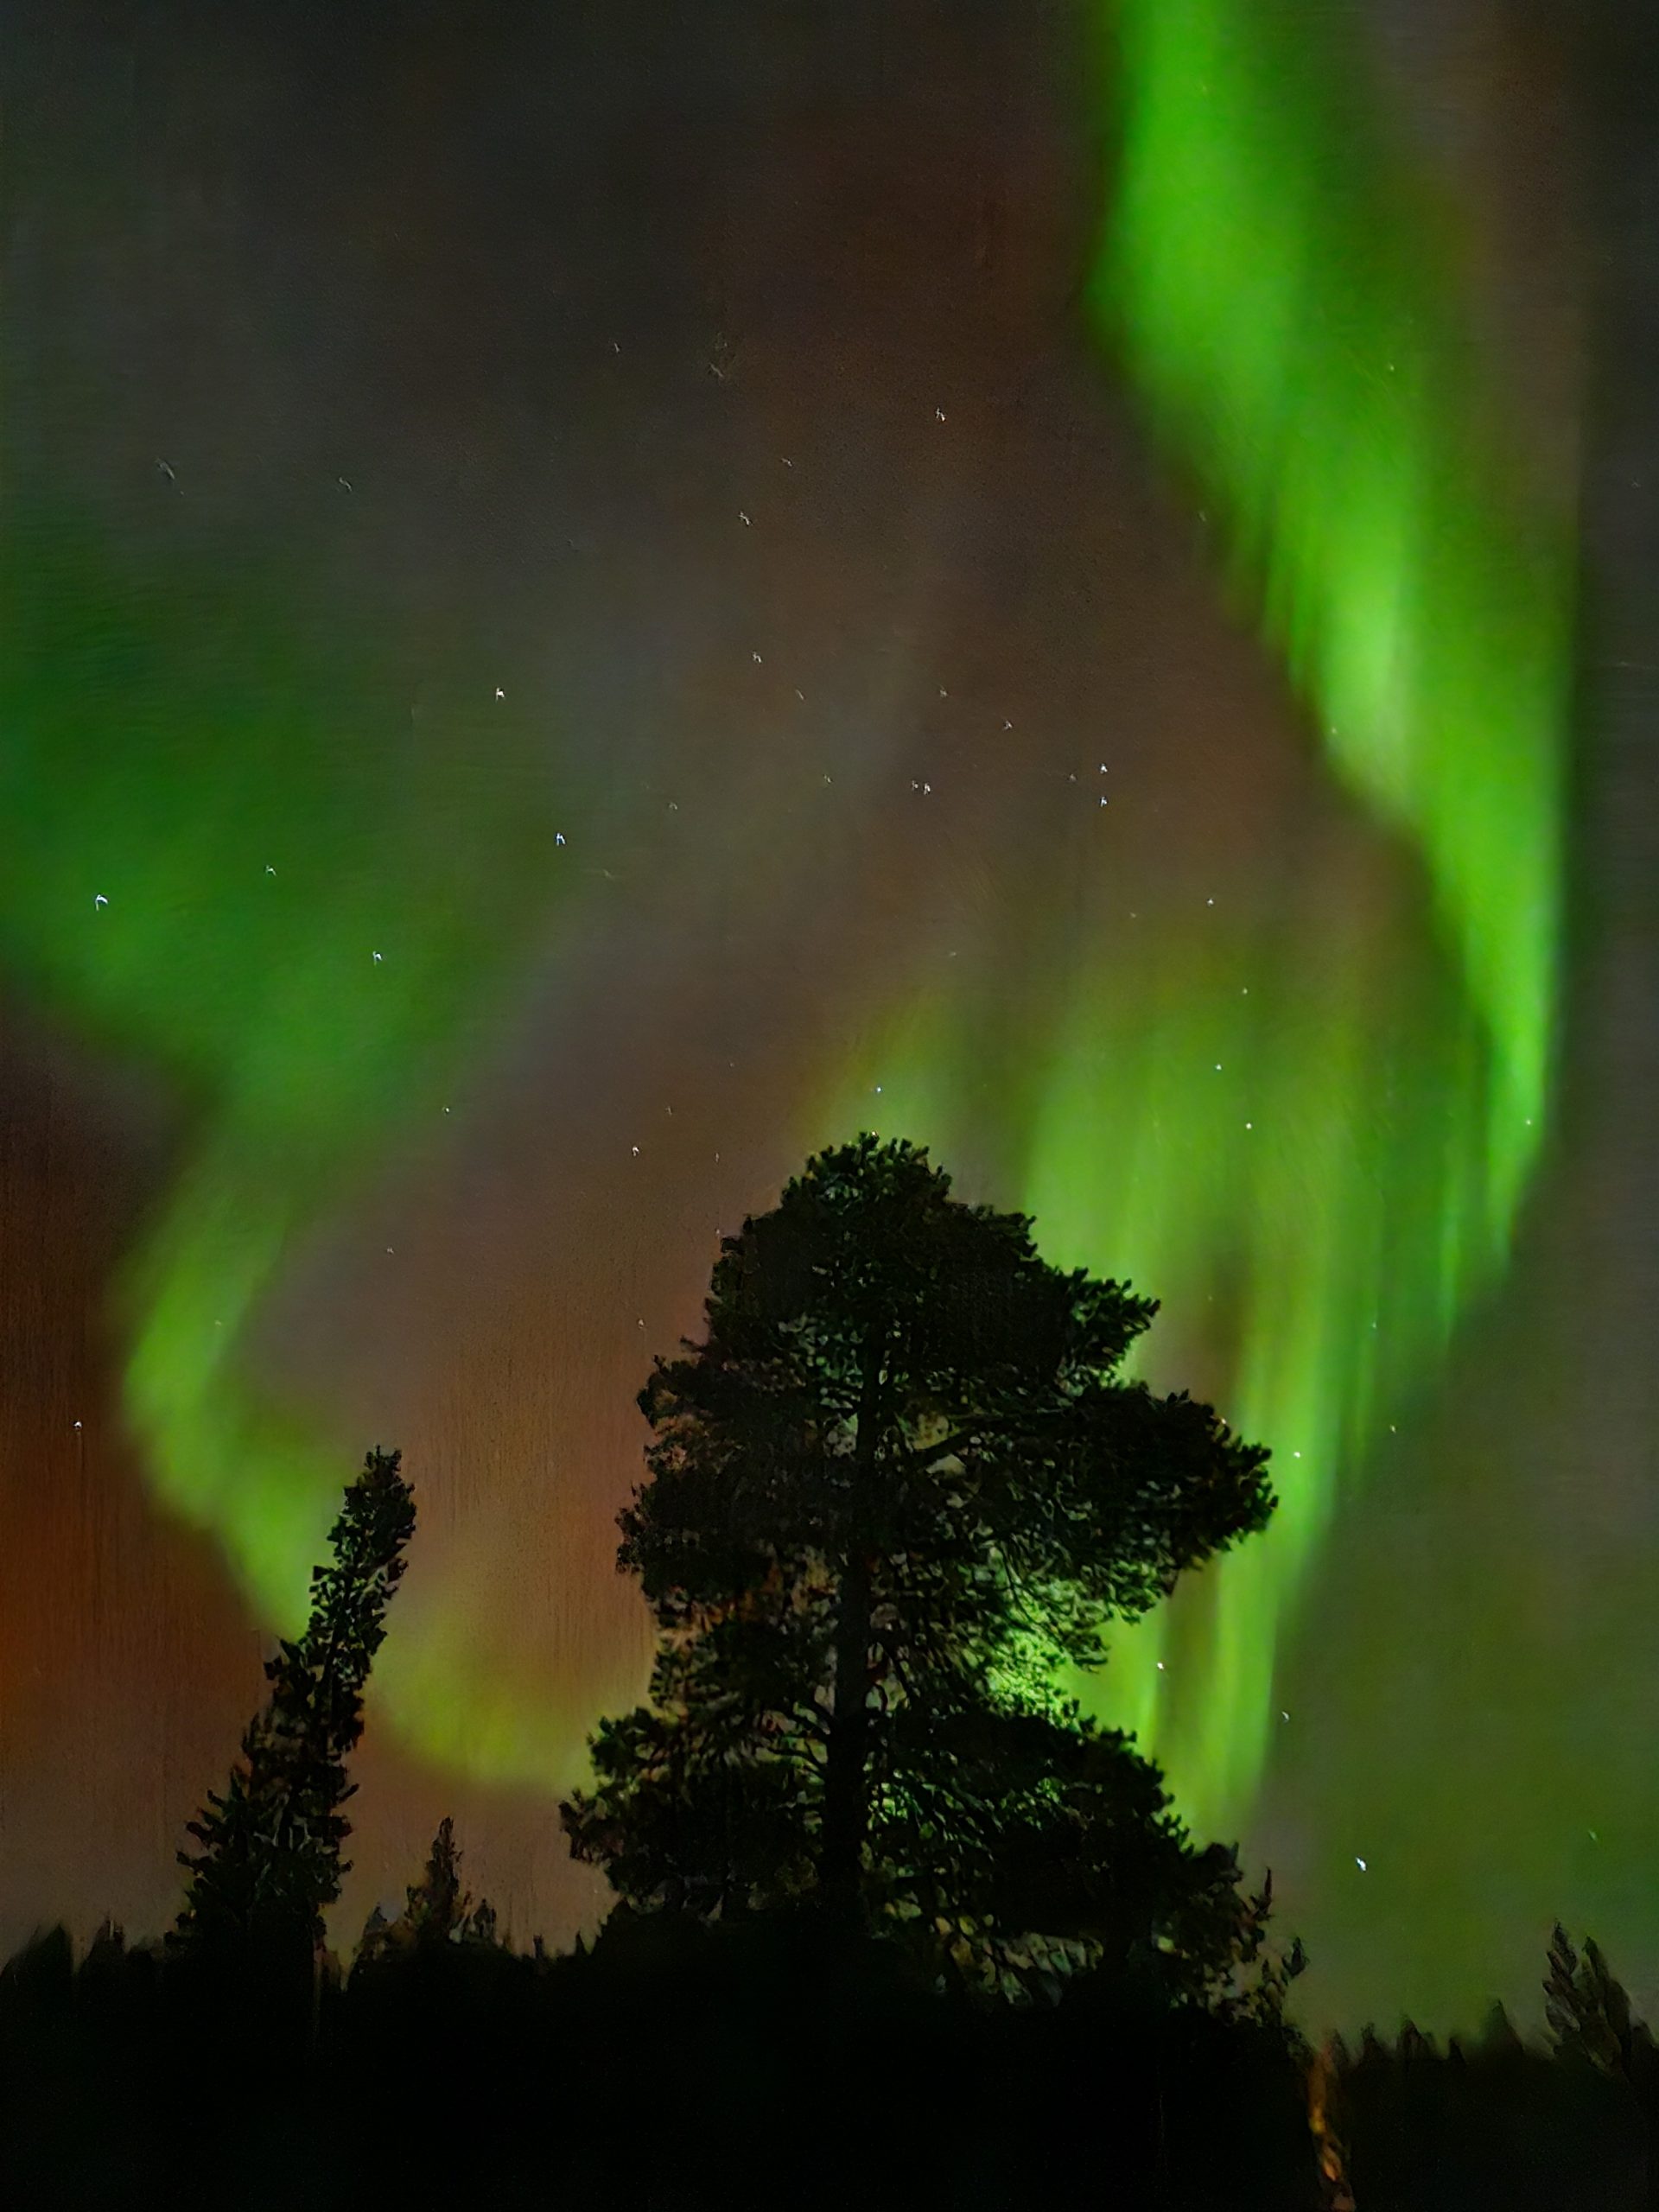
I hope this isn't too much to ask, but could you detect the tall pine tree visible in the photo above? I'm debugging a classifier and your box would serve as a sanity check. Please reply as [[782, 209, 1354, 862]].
[[564, 1136, 1287, 2001], [174, 1446, 416, 1968]]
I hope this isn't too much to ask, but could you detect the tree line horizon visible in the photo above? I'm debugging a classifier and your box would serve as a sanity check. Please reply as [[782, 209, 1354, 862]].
[[173, 1132, 1299, 2010], [7, 1136, 1651, 2208]]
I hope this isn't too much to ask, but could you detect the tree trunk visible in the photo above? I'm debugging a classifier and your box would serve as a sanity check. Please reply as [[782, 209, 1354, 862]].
[[820, 1329, 885, 1928]]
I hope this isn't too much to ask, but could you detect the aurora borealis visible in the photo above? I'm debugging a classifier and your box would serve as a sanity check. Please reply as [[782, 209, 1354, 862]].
[[3, 0, 1653, 2038], [1094, 0, 1568, 1821], [818, 0, 1572, 1848]]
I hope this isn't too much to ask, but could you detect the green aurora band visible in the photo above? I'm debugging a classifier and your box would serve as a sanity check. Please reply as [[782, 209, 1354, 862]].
[[822, 0, 1570, 1838], [0, 517, 572, 1776], [0, 0, 1571, 1840]]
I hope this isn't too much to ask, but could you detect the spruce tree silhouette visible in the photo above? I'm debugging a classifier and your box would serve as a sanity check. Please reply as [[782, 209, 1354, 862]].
[[173, 1447, 416, 1974], [356, 1816, 499, 1964], [1543, 1923, 1651, 2086], [564, 1135, 1289, 2002]]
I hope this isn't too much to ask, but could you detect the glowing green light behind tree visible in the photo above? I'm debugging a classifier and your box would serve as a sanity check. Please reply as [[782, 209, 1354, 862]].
[[174, 1446, 416, 1967], [816, 0, 1571, 1838], [564, 1136, 1296, 2005]]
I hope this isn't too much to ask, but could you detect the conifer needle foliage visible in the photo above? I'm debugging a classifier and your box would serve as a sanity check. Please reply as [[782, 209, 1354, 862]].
[[175, 1447, 416, 1965], [565, 1138, 1294, 2004]]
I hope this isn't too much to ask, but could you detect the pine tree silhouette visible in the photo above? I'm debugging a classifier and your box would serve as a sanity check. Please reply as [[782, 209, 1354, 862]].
[[173, 1447, 416, 1969], [357, 1816, 499, 1964], [1543, 1923, 1648, 2084], [565, 1136, 1292, 2005]]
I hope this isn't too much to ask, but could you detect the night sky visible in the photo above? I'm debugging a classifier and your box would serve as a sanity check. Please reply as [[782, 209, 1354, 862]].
[[3, 0, 1653, 2040]]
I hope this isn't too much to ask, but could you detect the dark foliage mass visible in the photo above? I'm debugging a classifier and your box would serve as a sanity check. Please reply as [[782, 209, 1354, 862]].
[[1328, 1933, 1658, 2209], [564, 1136, 1284, 2005], [10, 1902, 1659, 2212], [6, 1910, 1659, 2209], [3, 1157, 1652, 2205], [0, 1911, 1324, 2210]]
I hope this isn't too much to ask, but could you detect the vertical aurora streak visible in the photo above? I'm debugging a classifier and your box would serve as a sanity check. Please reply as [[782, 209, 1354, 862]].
[[1075, 0, 1570, 1826], [820, 0, 1571, 1836]]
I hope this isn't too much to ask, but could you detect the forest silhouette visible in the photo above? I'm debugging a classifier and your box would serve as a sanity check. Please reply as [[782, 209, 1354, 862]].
[[3, 1142, 1653, 2207]]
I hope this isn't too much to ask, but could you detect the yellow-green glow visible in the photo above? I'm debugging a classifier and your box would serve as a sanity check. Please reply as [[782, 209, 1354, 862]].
[[816, 0, 1570, 1837], [1104, 0, 1564, 1225], [0, 517, 566, 1777], [0, 0, 1571, 1841], [1078, 0, 1568, 1826]]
